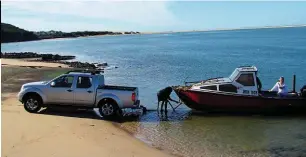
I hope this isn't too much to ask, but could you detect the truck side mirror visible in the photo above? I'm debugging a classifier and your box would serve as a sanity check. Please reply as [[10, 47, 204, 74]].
[[50, 82, 55, 87]]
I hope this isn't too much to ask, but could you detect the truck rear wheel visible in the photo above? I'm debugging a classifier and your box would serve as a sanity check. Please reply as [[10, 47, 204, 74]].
[[23, 94, 42, 113], [98, 99, 119, 119]]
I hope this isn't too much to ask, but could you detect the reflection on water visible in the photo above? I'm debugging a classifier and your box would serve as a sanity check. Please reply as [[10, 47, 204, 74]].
[[119, 110, 306, 157]]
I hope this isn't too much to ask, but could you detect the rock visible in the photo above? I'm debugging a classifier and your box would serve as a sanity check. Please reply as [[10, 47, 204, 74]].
[[2, 52, 112, 70], [97, 62, 108, 67], [41, 54, 53, 61], [52, 54, 60, 60], [64, 61, 97, 69]]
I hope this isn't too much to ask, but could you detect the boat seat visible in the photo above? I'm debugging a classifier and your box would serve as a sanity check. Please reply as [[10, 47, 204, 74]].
[[260, 91, 299, 98], [260, 91, 277, 97]]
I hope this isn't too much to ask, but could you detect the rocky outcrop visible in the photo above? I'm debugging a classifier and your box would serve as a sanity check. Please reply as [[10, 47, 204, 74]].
[[40, 54, 75, 61], [123, 31, 140, 35], [1, 52, 75, 60], [1, 52, 40, 58], [1, 52, 111, 70]]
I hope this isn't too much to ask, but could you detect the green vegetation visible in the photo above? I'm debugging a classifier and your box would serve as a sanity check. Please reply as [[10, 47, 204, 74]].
[[43, 68, 70, 80], [34, 30, 124, 39], [1, 23, 140, 43], [1, 23, 39, 43]]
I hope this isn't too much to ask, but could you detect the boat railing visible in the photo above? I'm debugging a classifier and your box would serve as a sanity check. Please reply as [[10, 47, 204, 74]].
[[238, 65, 254, 68], [184, 77, 223, 85]]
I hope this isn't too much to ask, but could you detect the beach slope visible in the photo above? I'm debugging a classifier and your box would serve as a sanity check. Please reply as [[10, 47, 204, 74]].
[[1, 62, 172, 157]]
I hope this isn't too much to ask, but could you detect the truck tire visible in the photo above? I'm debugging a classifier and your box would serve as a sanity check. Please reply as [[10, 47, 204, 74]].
[[98, 99, 118, 119], [23, 94, 42, 113]]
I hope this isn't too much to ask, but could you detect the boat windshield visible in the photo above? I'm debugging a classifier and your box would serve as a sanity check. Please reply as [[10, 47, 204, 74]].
[[229, 69, 239, 81]]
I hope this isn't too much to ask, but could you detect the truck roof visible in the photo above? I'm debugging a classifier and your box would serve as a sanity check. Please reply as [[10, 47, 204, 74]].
[[65, 70, 103, 76], [67, 72, 96, 76]]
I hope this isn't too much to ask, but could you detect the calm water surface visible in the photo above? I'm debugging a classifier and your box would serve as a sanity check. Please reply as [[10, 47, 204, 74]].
[[2, 27, 306, 157]]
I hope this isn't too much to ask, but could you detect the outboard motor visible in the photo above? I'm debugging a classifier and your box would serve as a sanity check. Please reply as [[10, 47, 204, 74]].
[[301, 85, 306, 98]]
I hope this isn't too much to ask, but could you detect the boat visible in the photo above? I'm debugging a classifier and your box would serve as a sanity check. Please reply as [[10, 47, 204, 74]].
[[172, 66, 306, 114]]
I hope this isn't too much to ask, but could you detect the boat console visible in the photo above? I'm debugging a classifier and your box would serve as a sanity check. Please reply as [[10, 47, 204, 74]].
[[191, 66, 260, 96]]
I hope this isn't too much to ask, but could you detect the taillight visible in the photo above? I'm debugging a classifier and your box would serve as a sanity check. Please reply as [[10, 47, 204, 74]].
[[131, 92, 136, 102]]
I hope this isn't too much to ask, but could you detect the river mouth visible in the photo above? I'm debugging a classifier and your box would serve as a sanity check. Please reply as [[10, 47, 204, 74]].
[[118, 110, 306, 157]]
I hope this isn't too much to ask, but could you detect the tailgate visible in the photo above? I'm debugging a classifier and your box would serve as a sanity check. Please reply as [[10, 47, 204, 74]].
[[98, 85, 139, 108]]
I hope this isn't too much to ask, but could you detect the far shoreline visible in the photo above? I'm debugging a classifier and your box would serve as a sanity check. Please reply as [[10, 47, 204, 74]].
[[0, 33, 143, 44], [142, 24, 306, 35], [2, 25, 305, 44]]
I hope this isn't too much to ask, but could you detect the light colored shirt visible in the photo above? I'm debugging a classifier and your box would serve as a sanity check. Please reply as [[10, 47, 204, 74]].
[[270, 82, 288, 95]]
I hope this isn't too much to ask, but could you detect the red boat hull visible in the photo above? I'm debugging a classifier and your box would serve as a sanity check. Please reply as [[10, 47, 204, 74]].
[[174, 88, 306, 114]]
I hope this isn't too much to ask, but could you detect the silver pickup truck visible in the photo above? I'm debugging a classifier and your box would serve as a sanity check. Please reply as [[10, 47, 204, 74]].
[[18, 70, 141, 119]]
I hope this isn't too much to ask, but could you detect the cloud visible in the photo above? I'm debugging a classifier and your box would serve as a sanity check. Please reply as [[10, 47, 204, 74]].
[[3, 17, 106, 32], [1, 1, 178, 27]]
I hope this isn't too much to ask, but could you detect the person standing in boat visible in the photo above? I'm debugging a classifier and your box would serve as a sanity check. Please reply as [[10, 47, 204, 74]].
[[270, 76, 288, 97]]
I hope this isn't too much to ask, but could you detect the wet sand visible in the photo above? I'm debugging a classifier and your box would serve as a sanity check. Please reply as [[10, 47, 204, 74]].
[[1, 62, 173, 157]]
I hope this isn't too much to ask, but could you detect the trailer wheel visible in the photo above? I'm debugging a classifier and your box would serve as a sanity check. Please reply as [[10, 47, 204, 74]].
[[98, 99, 118, 119]]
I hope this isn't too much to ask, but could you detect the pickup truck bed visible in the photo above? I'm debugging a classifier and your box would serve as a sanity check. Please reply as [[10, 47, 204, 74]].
[[99, 85, 137, 91]]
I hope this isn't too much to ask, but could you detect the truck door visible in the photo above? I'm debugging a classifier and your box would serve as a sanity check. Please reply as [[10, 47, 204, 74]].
[[234, 73, 258, 96], [46, 75, 75, 104], [73, 76, 95, 106]]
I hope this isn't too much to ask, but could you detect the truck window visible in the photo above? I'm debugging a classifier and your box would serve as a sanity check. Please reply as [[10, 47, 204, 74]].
[[53, 76, 74, 88], [77, 76, 92, 88], [236, 73, 255, 86]]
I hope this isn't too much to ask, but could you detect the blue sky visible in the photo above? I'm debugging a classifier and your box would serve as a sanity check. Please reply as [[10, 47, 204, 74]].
[[1, 1, 306, 32]]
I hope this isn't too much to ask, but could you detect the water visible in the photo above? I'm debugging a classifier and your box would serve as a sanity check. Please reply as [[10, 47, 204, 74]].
[[2, 27, 306, 157], [120, 111, 306, 157]]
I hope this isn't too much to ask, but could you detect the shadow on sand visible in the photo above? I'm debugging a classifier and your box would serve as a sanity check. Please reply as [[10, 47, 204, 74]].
[[36, 107, 193, 123], [36, 106, 306, 124], [38, 107, 102, 120]]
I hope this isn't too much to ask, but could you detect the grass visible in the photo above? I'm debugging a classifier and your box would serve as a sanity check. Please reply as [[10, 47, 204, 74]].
[[42, 68, 70, 80]]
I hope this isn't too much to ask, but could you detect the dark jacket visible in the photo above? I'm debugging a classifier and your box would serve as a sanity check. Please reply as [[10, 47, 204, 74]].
[[157, 87, 173, 101]]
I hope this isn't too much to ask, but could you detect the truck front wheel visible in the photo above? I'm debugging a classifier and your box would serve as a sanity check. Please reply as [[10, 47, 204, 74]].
[[23, 94, 42, 113], [98, 99, 119, 119]]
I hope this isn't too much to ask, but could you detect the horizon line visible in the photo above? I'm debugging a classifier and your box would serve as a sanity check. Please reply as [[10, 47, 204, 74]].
[[3, 22, 306, 34], [141, 24, 306, 34]]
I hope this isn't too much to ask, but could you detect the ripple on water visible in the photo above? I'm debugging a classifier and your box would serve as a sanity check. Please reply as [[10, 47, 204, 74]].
[[119, 110, 306, 157]]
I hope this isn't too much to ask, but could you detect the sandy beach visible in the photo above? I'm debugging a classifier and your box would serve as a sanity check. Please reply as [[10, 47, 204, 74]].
[[1, 58, 70, 68], [1, 59, 173, 157]]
